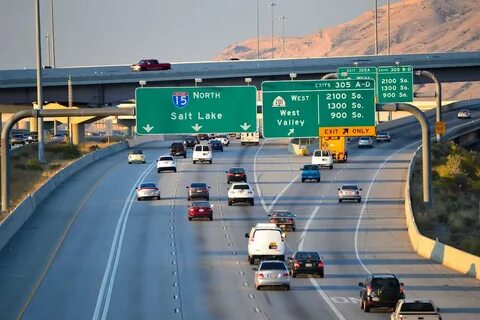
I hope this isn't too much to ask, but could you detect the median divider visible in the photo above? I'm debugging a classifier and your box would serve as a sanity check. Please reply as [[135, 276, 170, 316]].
[[405, 147, 480, 280]]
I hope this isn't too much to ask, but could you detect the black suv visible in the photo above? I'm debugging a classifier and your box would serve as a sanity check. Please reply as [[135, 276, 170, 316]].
[[183, 136, 199, 148], [170, 142, 187, 158], [359, 273, 405, 312]]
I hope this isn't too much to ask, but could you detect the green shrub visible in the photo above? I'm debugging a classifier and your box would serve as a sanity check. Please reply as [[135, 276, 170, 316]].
[[88, 144, 100, 152], [49, 163, 62, 170], [13, 163, 26, 169], [25, 159, 43, 171], [61, 144, 81, 159]]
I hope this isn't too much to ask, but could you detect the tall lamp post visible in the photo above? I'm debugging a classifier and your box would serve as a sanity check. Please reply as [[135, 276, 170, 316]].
[[35, 0, 45, 162], [374, 0, 378, 55], [269, 1, 276, 59], [256, 0, 260, 59], [50, 0, 56, 67], [387, 0, 391, 54], [279, 15, 286, 58]]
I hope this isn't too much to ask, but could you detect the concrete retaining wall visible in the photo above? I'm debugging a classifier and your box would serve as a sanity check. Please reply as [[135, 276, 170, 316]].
[[0, 142, 129, 251], [405, 147, 480, 280]]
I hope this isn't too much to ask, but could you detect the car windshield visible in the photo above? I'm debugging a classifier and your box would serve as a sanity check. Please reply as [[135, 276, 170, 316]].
[[191, 183, 207, 188], [295, 252, 320, 260], [192, 201, 210, 207], [159, 156, 173, 161], [272, 211, 293, 217], [130, 150, 143, 155], [342, 185, 358, 190], [259, 262, 287, 271], [140, 183, 157, 189], [401, 302, 435, 312], [171, 143, 183, 147], [370, 277, 399, 289], [303, 165, 319, 170], [378, 132, 388, 136], [229, 168, 245, 173], [233, 184, 250, 190], [359, 138, 370, 141]]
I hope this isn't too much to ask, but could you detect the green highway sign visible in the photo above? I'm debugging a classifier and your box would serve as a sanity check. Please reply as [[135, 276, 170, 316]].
[[337, 66, 377, 80], [377, 65, 414, 103], [135, 86, 257, 135], [262, 79, 375, 138]]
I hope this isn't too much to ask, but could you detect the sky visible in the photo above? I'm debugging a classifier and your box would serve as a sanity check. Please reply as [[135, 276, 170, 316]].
[[0, 0, 398, 70]]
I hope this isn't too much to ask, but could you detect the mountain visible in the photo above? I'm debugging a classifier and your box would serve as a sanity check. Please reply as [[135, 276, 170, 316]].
[[215, 0, 480, 99]]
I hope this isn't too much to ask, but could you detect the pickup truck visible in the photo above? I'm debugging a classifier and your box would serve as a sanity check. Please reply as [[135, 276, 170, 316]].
[[391, 299, 442, 320], [131, 59, 171, 71]]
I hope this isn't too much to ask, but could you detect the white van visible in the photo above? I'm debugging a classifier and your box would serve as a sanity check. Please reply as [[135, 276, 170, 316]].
[[245, 223, 285, 264], [312, 149, 333, 169], [192, 144, 212, 164], [241, 132, 260, 145]]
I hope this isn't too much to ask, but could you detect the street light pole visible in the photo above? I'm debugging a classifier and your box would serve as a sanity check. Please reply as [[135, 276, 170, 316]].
[[374, 0, 378, 55], [256, 0, 260, 59], [387, 0, 391, 55], [35, 0, 45, 162], [50, 0, 56, 67], [279, 16, 286, 58], [46, 32, 51, 67], [269, 1, 276, 59]]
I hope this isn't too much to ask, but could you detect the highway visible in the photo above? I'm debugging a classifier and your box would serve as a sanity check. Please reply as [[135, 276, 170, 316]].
[[0, 108, 480, 320]]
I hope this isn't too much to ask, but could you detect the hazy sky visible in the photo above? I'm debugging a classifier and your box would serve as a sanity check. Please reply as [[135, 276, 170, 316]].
[[0, 0, 398, 70]]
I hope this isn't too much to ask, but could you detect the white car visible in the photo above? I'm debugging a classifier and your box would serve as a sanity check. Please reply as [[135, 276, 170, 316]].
[[128, 150, 146, 164], [457, 109, 471, 119], [228, 182, 254, 206], [212, 135, 229, 146], [358, 137, 374, 148], [192, 144, 212, 164], [136, 182, 161, 200], [156, 155, 177, 172], [311, 149, 333, 169], [245, 223, 286, 264]]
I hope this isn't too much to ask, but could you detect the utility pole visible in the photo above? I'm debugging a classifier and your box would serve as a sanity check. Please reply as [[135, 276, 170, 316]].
[[46, 32, 51, 67], [50, 0, 56, 67], [374, 0, 378, 55], [269, 1, 276, 59], [279, 16, 286, 58], [35, 0, 45, 162], [256, 0, 260, 59], [387, 0, 391, 54], [68, 74, 72, 144]]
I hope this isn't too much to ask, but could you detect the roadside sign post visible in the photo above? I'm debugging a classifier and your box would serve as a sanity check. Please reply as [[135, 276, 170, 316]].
[[435, 121, 446, 136], [135, 86, 257, 135], [262, 79, 375, 138]]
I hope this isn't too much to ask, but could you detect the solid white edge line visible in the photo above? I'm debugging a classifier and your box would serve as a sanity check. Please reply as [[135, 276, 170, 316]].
[[92, 162, 155, 320]]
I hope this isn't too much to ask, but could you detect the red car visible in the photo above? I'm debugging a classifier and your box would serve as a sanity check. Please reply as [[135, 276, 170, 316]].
[[131, 59, 171, 71], [188, 201, 213, 221]]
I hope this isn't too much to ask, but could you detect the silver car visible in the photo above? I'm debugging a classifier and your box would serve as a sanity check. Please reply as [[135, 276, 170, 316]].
[[457, 109, 471, 119], [338, 184, 362, 203], [254, 260, 290, 290], [358, 137, 374, 148], [136, 182, 161, 200]]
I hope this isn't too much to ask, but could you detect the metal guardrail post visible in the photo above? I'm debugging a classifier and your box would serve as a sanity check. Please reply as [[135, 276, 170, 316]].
[[415, 70, 442, 143], [377, 103, 432, 206], [1, 107, 135, 212]]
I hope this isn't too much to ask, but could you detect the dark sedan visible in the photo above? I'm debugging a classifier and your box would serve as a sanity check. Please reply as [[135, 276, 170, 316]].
[[183, 136, 199, 148], [209, 140, 223, 152], [268, 210, 296, 231], [226, 167, 247, 184], [188, 201, 213, 221], [287, 251, 324, 277]]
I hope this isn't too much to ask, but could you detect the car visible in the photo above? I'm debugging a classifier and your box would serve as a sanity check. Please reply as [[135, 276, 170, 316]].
[[287, 251, 324, 278], [226, 167, 247, 184], [245, 223, 286, 264], [338, 184, 362, 203], [213, 135, 229, 146], [192, 144, 212, 164], [358, 137, 374, 148], [136, 182, 161, 201], [26, 131, 38, 143], [10, 134, 25, 145], [183, 136, 199, 148], [391, 299, 441, 320], [209, 140, 224, 152], [50, 133, 65, 142], [253, 260, 290, 291], [131, 59, 171, 71], [170, 142, 187, 158], [228, 182, 254, 206], [376, 131, 391, 142], [311, 149, 333, 169], [301, 164, 321, 183], [188, 201, 213, 221], [268, 210, 296, 231], [197, 134, 209, 141], [128, 150, 146, 164], [186, 182, 210, 201], [156, 155, 177, 172], [359, 273, 405, 312], [457, 109, 472, 119]]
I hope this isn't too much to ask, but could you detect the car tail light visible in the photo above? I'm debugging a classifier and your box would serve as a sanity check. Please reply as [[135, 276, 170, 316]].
[[399, 284, 405, 295], [289, 218, 294, 222], [294, 261, 300, 268], [228, 173, 234, 176], [318, 261, 324, 267], [257, 273, 264, 278], [270, 219, 276, 223], [283, 273, 289, 278], [366, 285, 372, 295]]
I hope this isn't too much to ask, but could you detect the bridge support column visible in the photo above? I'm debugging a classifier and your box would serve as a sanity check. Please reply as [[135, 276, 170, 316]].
[[71, 123, 85, 144], [29, 117, 38, 132]]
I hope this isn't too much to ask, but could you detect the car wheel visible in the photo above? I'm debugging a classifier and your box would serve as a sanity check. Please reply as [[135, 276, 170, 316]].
[[128, 162, 131, 164], [209, 216, 213, 221], [360, 300, 364, 310], [285, 285, 290, 291], [157, 196, 161, 200], [339, 199, 342, 203], [358, 199, 361, 203], [209, 160, 212, 164], [228, 200, 232, 206], [174, 168, 177, 172], [364, 303, 371, 312], [206, 197, 210, 201], [157, 169, 161, 173], [143, 161, 146, 164], [329, 165, 333, 170], [249, 256, 255, 265], [320, 272, 324, 278], [188, 217, 192, 221], [256, 286, 261, 291], [187, 197, 191, 201], [250, 199, 254, 206], [317, 178, 320, 182], [292, 272, 297, 278], [301, 178, 305, 182], [137, 197, 141, 201], [183, 154, 186, 158], [193, 160, 196, 164], [292, 227, 296, 232], [227, 180, 230, 184]]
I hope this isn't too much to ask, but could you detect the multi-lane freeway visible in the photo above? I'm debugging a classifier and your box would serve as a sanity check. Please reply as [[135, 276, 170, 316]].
[[0, 108, 479, 320]]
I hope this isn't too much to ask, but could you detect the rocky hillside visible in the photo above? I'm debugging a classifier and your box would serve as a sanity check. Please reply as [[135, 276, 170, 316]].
[[215, 0, 480, 99]]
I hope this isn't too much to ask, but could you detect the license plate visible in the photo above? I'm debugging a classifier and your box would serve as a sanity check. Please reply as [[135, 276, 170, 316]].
[[268, 274, 279, 278], [269, 242, 278, 249], [280, 225, 286, 228], [305, 263, 313, 267], [372, 297, 380, 302], [196, 190, 202, 192], [199, 209, 204, 212]]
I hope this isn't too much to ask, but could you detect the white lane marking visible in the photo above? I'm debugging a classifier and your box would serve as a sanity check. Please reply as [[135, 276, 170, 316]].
[[298, 206, 320, 250], [92, 162, 155, 320], [354, 140, 419, 274]]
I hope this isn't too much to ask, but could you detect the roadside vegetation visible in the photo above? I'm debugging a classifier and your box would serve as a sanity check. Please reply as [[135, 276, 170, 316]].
[[0, 139, 121, 222], [411, 142, 480, 256]]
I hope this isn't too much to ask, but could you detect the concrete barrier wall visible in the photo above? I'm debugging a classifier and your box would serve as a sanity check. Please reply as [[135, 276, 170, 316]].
[[405, 147, 480, 280], [0, 142, 129, 251]]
